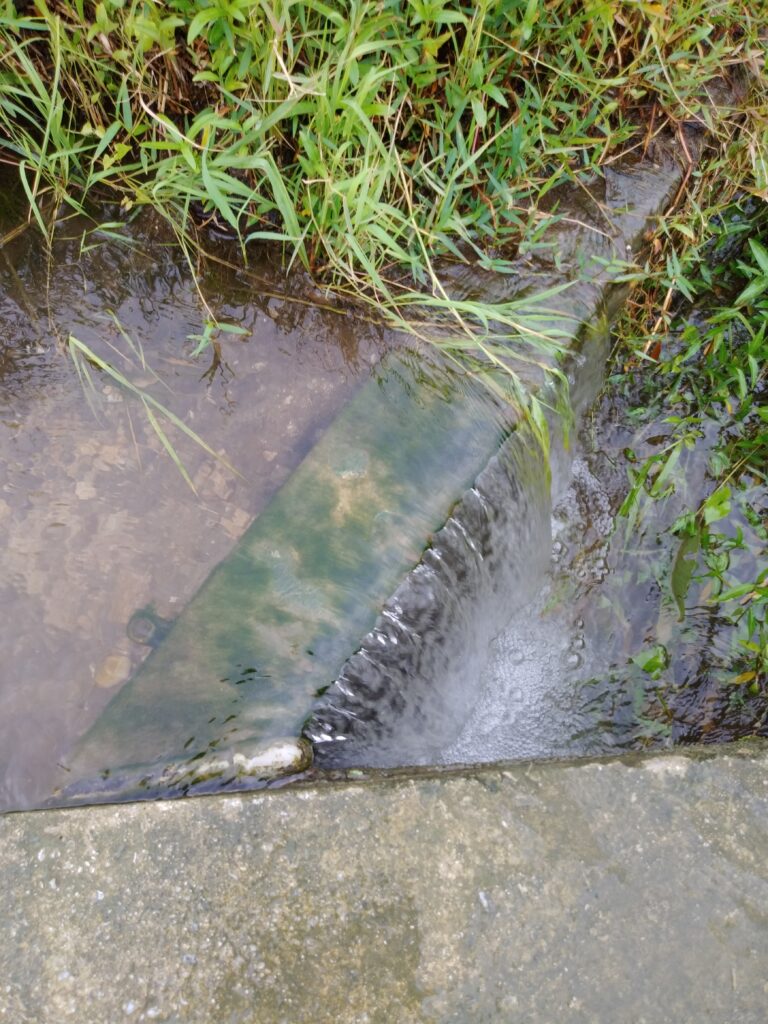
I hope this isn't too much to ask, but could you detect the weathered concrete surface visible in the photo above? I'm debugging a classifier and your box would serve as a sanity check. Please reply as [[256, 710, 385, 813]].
[[2, 743, 768, 1023]]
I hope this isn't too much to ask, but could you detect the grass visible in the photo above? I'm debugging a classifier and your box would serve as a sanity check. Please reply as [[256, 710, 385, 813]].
[[66, 329, 240, 492], [0, 1, 766, 656], [0, 0, 764, 741], [0, 0, 766, 413]]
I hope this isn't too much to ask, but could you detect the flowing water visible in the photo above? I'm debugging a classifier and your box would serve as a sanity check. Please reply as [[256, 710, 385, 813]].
[[51, 150, 690, 805], [55, 347, 524, 805], [3, 148, 762, 812], [312, 314, 767, 771], [443, 420, 766, 766], [306, 418, 554, 766], [0, 179, 391, 810]]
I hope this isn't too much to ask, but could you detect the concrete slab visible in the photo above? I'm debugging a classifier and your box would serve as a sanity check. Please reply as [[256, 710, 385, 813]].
[[2, 742, 768, 1023]]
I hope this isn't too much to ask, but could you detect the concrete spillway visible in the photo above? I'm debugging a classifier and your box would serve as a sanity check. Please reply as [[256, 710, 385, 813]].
[[57, 148, 690, 805]]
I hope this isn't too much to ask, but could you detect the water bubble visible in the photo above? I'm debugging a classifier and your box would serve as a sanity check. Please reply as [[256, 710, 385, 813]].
[[566, 652, 582, 669]]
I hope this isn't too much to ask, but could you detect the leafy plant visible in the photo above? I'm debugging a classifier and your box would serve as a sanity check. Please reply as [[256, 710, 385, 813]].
[[616, 196, 768, 695]]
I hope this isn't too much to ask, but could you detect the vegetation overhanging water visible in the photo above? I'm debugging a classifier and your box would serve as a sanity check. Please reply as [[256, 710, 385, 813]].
[[445, 197, 768, 764], [1, 1, 766, 402], [0, 1, 766, 807]]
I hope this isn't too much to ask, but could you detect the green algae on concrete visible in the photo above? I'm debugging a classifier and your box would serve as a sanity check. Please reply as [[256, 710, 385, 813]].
[[3, 743, 768, 1023], [57, 151, 688, 804], [59, 354, 513, 800]]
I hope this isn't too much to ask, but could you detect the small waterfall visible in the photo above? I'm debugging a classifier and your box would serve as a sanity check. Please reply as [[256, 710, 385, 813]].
[[305, 415, 554, 766], [305, 309, 616, 768], [306, 154, 689, 769], [54, 153, 685, 802]]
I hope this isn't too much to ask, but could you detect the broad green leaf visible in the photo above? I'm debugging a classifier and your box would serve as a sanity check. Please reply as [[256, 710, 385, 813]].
[[736, 275, 768, 306], [471, 97, 487, 129], [670, 528, 700, 621], [187, 7, 220, 45], [631, 644, 669, 679], [201, 151, 239, 230], [748, 238, 768, 275], [702, 486, 731, 525]]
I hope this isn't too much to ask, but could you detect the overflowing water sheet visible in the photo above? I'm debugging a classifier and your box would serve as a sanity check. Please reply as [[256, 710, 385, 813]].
[[307, 155, 693, 765], [65, 153, 687, 803], [308, 419, 553, 766]]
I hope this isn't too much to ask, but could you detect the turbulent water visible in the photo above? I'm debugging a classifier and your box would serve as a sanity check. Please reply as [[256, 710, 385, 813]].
[[306, 311, 616, 766], [307, 420, 554, 766], [305, 422, 591, 771], [441, 452, 622, 765], [444, 420, 766, 764], [310, 312, 767, 769], [305, 155, 695, 769]]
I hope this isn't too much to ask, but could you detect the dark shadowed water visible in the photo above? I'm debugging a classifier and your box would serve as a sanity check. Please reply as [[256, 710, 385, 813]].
[[442, 390, 766, 765], [309, 305, 766, 768]]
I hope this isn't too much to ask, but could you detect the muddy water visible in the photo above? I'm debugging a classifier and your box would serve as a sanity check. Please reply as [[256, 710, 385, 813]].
[[0, 187, 390, 810]]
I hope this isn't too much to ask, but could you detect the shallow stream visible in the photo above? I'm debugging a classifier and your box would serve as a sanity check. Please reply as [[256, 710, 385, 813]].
[[1, 160, 764, 812], [0, 179, 391, 809]]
